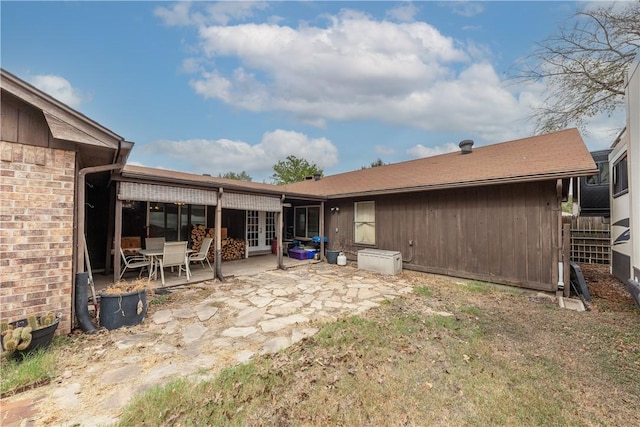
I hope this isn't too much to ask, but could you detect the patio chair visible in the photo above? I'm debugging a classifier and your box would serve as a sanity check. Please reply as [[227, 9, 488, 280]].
[[145, 237, 165, 251], [119, 248, 151, 280], [189, 237, 213, 271], [157, 241, 190, 286]]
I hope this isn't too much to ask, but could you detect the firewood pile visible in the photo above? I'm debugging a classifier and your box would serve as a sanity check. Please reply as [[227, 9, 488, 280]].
[[221, 238, 246, 261], [190, 225, 245, 261]]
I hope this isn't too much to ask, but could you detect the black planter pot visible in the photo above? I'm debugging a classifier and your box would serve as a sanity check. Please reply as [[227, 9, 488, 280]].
[[1, 316, 60, 359], [99, 289, 147, 330]]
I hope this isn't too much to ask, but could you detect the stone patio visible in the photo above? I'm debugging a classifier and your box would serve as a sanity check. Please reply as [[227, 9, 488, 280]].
[[2, 262, 415, 427]]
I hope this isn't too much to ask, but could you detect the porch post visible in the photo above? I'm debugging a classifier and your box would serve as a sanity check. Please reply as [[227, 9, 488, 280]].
[[215, 188, 224, 281], [319, 201, 325, 261], [563, 222, 571, 297], [277, 195, 285, 269]]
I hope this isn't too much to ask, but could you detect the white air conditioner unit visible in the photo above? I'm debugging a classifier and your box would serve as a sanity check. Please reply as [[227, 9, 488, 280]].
[[357, 249, 402, 275]]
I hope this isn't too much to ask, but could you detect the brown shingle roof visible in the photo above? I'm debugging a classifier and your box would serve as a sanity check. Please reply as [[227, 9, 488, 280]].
[[282, 128, 597, 198]]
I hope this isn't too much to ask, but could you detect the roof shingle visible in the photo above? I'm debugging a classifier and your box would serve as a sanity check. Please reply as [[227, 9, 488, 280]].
[[282, 128, 597, 198]]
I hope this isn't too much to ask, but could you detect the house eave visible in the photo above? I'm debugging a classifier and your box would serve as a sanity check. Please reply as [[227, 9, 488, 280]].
[[1, 68, 123, 149], [323, 169, 598, 199]]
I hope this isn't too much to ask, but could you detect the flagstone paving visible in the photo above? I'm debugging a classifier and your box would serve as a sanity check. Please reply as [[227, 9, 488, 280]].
[[2, 263, 414, 427]]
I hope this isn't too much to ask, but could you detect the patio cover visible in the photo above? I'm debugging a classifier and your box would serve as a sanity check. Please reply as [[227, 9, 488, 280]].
[[118, 182, 281, 212], [118, 182, 218, 205], [222, 192, 281, 212]]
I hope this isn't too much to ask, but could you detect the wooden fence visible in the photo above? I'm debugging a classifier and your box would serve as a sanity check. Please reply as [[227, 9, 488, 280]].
[[570, 217, 610, 264]]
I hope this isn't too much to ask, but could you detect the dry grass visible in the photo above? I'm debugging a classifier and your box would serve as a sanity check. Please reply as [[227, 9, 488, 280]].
[[118, 270, 640, 426], [101, 278, 149, 295]]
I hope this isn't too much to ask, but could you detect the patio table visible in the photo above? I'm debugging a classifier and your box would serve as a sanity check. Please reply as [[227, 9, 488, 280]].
[[139, 245, 193, 282]]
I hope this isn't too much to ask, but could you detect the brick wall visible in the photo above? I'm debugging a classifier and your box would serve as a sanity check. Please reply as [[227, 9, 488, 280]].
[[0, 141, 76, 334]]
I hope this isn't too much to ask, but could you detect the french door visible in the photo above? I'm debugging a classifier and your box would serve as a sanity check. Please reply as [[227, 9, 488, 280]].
[[247, 210, 276, 254]]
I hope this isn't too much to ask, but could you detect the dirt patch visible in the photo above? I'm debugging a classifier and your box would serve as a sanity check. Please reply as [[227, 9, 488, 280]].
[[3, 264, 639, 426], [579, 263, 637, 312], [117, 267, 640, 426]]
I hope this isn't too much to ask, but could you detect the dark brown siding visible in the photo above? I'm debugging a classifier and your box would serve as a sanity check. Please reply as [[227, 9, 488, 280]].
[[324, 181, 560, 291], [1, 94, 50, 146]]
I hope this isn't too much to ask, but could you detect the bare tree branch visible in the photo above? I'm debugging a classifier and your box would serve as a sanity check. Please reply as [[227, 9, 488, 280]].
[[510, 2, 639, 134]]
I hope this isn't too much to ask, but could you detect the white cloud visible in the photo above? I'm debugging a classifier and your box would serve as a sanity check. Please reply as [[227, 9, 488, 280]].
[[578, 108, 625, 151], [203, 1, 268, 25], [386, 2, 419, 23], [137, 129, 338, 181], [30, 74, 83, 107], [406, 142, 459, 158], [448, 1, 485, 18], [155, 1, 268, 26], [176, 6, 543, 143], [154, 2, 194, 26]]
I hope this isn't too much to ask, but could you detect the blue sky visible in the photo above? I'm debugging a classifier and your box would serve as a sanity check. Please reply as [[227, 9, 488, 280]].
[[1, 1, 625, 182]]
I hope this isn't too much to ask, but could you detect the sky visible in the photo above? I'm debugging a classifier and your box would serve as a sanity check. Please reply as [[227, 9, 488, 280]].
[[1, 1, 627, 183]]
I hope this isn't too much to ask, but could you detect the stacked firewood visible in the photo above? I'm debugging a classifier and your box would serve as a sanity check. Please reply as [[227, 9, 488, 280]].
[[221, 238, 246, 260], [190, 226, 245, 261], [190, 225, 214, 261]]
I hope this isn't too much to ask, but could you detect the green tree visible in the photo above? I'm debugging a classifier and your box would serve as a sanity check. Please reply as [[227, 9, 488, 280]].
[[512, 2, 639, 133], [361, 158, 386, 169], [219, 171, 252, 181], [271, 155, 323, 184]]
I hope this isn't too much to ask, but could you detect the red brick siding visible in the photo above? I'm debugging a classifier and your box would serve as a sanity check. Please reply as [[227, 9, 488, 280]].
[[0, 141, 75, 334]]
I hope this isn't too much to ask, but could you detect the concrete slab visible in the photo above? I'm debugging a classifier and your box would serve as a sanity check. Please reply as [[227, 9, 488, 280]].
[[183, 323, 208, 344], [558, 296, 586, 312], [194, 304, 219, 321], [261, 337, 290, 354], [222, 326, 258, 338], [259, 314, 309, 333], [235, 307, 267, 327]]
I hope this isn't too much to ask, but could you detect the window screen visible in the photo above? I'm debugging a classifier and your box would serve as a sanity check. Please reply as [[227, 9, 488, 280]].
[[354, 201, 375, 244]]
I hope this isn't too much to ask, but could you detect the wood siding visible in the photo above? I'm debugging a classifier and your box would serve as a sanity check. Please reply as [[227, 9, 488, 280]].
[[325, 181, 560, 291], [1, 95, 50, 146]]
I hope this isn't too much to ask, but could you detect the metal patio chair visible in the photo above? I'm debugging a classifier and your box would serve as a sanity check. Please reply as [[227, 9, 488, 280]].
[[119, 247, 151, 280], [189, 237, 214, 271], [145, 237, 165, 251], [157, 241, 190, 286]]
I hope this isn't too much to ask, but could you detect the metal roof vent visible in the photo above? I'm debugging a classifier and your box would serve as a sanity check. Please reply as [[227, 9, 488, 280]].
[[459, 139, 474, 154]]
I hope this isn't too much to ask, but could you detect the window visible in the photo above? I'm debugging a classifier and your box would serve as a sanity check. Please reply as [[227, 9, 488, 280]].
[[148, 203, 206, 241], [354, 201, 375, 245], [586, 161, 609, 185], [294, 206, 320, 238], [613, 155, 628, 197]]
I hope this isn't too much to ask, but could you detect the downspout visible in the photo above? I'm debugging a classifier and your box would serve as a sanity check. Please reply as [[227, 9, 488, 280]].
[[556, 179, 565, 291], [76, 163, 124, 271], [215, 187, 224, 282], [75, 161, 123, 333]]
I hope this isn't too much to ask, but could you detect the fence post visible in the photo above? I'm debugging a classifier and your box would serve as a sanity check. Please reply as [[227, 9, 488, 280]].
[[563, 222, 571, 297]]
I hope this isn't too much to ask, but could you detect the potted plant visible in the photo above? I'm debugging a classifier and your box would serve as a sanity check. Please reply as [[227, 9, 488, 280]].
[[99, 279, 148, 330], [1, 312, 60, 359]]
